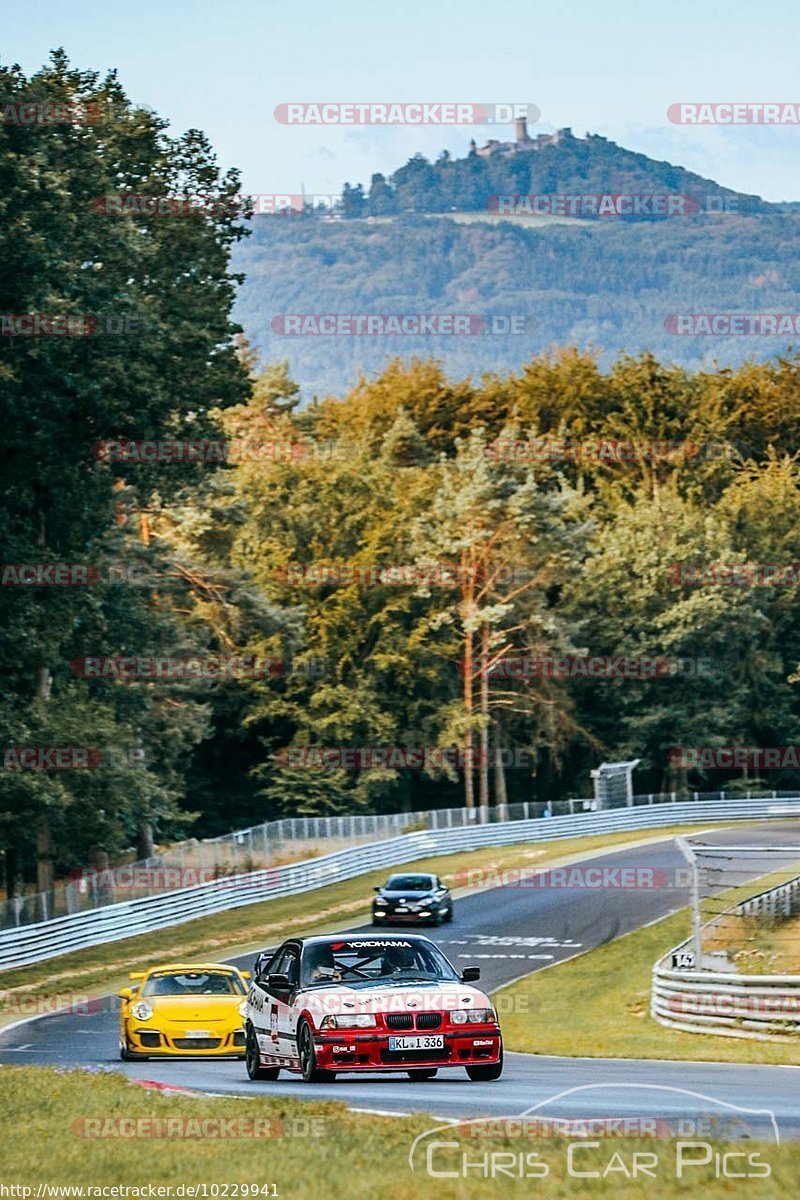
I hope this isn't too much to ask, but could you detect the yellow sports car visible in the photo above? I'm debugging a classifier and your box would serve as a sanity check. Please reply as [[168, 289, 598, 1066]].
[[118, 963, 250, 1060]]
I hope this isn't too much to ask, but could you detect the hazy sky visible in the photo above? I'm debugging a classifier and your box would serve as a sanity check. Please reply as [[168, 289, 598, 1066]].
[[6, 0, 800, 201]]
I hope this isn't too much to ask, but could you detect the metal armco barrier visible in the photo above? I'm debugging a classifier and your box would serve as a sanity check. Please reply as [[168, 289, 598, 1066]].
[[652, 868, 800, 1041], [652, 955, 800, 1040], [2, 796, 798, 970]]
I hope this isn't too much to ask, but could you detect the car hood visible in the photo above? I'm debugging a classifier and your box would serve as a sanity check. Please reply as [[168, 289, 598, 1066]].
[[378, 890, 435, 900], [299, 980, 492, 1014], [135, 995, 242, 1021]]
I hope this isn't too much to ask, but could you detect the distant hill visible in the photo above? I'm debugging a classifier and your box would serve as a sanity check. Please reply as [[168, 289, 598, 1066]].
[[335, 126, 769, 222], [231, 130, 797, 397]]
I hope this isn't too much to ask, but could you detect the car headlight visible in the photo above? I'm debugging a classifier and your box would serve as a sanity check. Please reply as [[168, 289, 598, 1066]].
[[451, 1007, 496, 1024], [319, 1013, 377, 1029], [374, 898, 388, 906], [238, 1000, 248, 1019], [131, 1001, 154, 1021]]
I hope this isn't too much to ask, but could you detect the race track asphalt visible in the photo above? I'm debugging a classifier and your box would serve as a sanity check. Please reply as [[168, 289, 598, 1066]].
[[2, 821, 799, 1135]]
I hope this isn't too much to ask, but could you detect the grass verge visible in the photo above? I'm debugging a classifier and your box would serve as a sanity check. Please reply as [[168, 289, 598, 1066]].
[[496, 908, 800, 1065], [0, 823, 733, 1018], [0, 1066, 795, 1199]]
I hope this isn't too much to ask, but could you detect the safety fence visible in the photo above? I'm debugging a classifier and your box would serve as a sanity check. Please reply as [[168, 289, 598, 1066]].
[[652, 863, 800, 1041], [2, 794, 797, 970], [5, 787, 799, 930]]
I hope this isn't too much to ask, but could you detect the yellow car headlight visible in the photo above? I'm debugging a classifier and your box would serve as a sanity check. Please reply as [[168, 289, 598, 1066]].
[[131, 1001, 154, 1021]]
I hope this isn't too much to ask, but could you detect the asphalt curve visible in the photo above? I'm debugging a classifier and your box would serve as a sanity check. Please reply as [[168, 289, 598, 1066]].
[[2, 822, 800, 1134]]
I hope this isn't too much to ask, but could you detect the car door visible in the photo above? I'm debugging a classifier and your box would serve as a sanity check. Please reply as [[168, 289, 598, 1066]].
[[261, 945, 300, 1065], [250, 948, 282, 1060], [275, 946, 301, 1063]]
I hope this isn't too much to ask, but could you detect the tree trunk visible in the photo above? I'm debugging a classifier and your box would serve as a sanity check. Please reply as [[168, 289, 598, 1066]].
[[494, 723, 508, 819], [137, 821, 155, 861], [34, 665, 55, 892], [36, 818, 54, 894], [478, 623, 490, 811], [463, 624, 474, 811]]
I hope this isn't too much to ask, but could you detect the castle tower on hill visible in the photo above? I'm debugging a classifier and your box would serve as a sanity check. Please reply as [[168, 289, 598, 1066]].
[[474, 121, 574, 158], [514, 117, 535, 146]]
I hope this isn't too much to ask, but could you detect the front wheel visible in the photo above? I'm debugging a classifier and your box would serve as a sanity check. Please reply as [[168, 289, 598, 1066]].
[[466, 1058, 503, 1081], [245, 1025, 280, 1080], [298, 1020, 336, 1083], [119, 1038, 145, 1061], [444, 905, 454, 923], [407, 1068, 438, 1080]]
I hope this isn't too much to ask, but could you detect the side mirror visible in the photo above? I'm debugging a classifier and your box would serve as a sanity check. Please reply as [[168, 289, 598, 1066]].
[[241, 970, 251, 980], [117, 988, 134, 1000], [267, 973, 293, 998], [129, 971, 145, 981], [460, 966, 481, 982], [373, 886, 381, 892]]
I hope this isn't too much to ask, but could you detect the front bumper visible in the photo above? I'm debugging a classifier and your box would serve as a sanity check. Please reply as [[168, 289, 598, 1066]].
[[122, 1024, 246, 1057], [312, 1029, 501, 1071], [372, 907, 439, 922]]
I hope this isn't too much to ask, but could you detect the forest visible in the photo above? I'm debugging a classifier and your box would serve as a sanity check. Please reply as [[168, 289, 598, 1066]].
[[3, 54, 800, 893]]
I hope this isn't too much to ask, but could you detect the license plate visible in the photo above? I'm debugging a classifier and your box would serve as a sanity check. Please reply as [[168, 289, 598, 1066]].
[[389, 1035, 444, 1051], [185, 1029, 210, 1038]]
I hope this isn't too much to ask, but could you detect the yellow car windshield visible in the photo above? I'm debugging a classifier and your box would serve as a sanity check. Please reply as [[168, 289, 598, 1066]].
[[141, 972, 245, 996]]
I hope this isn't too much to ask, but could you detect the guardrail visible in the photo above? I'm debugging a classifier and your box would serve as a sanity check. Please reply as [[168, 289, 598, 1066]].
[[2, 795, 798, 971], [7, 787, 799, 930], [652, 869, 800, 1041], [737, 877, 800, 920]]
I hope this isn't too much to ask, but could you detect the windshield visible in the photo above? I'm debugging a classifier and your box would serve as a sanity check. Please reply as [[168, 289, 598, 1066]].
[[300, 938, 459, 988], [385, 875, 434, 892], [141, 971, 245, 997]]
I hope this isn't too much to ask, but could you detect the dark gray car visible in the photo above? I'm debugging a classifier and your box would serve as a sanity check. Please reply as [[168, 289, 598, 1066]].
[[371, 872, 453, 926]]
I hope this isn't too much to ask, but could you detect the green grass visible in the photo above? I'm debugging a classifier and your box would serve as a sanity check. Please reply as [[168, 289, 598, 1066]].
[[497, 908, 800, 1065], [1, 1067, 795, 1199], [0, 823, 733, 1020]]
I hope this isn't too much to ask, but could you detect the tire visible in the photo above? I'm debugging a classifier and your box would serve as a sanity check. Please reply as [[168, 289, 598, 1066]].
[[119, 1039, 146, 1062], [466, 1053, 503, 1082], [407, 1068, 438, 1080], [444, 905, 454, 923], [245, 1025, 280, 1081], [298, 1020, 336, 1083]]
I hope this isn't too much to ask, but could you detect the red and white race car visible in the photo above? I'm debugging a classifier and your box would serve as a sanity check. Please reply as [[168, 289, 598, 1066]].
[[244, 934, 503, 1083]]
